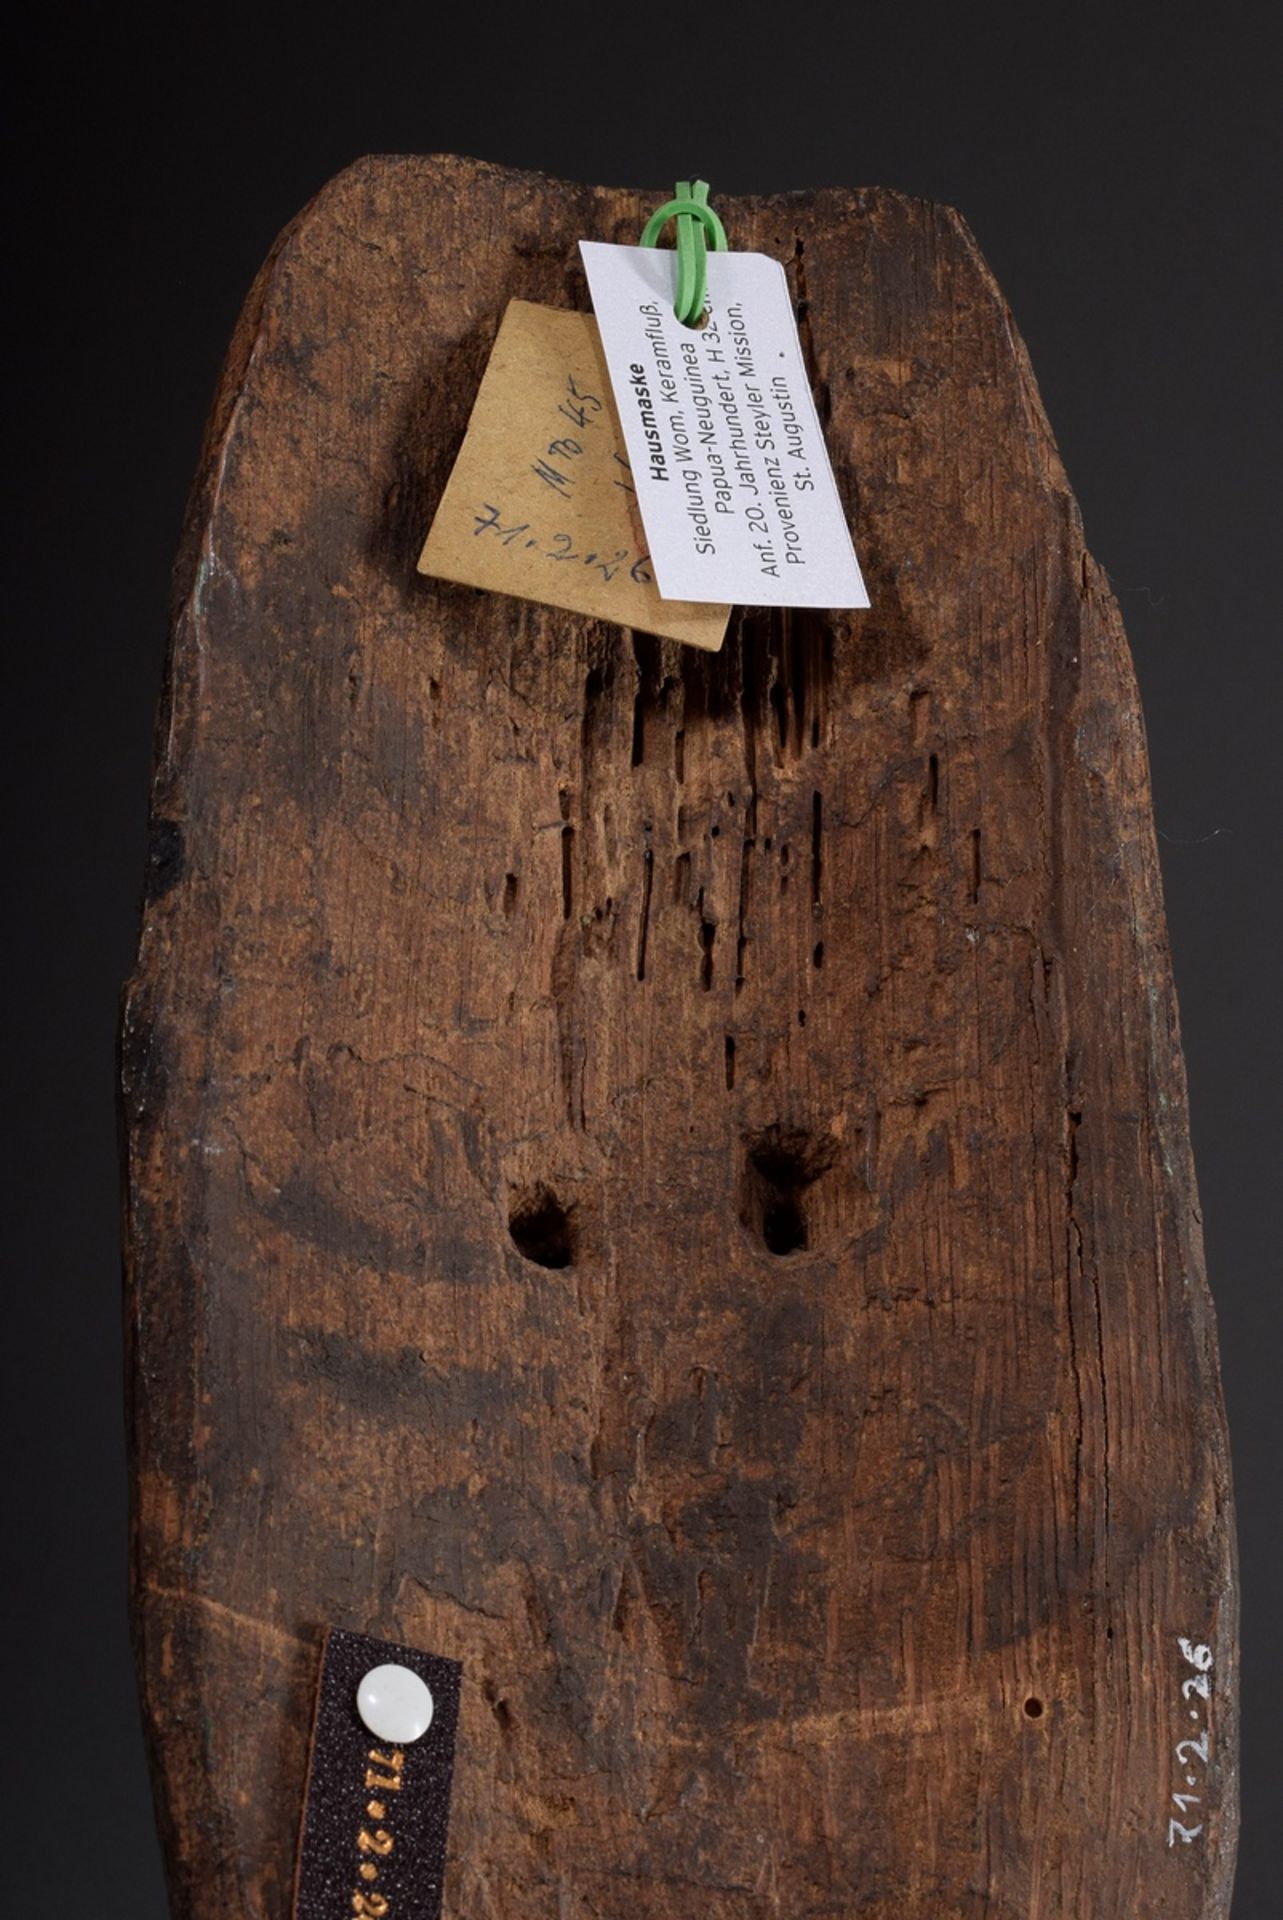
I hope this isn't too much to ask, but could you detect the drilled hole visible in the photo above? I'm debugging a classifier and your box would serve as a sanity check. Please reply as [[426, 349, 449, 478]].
[[741, 1127, 837, 1258], [1024, 1696, 1044, 1719], [508, 1186, 574, 1268]]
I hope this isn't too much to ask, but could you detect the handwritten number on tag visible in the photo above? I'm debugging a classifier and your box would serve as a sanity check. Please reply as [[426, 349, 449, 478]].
[[559, 373, 603, 430], [534, 378, 603, 496], [472, 503, 651, 589]]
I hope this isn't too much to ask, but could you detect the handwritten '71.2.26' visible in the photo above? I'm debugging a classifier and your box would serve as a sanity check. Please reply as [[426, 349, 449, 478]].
[[472, 502, 652, 589], [1169, 1635, 1213, 1849]]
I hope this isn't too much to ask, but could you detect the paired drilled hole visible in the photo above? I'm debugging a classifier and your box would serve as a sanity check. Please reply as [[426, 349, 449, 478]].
[[507, 1186, 574, 1269], [511, 1130, 841, 1266]]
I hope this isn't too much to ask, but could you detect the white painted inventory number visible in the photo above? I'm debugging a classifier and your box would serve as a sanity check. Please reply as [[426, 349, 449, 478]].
[[1168, 1636, 1213, 1847]]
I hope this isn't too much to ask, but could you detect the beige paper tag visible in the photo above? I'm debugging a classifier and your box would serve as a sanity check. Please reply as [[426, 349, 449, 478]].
[[418, 301, 729, 651]]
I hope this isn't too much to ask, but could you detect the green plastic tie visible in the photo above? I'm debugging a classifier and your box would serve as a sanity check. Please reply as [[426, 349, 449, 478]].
[[640, 179, 728, 326]]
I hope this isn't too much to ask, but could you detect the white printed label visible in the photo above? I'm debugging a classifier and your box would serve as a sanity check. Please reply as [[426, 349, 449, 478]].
[[579, 241, 868, 609]]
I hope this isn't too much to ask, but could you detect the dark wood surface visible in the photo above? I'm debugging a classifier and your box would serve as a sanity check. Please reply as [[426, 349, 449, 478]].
[[121, 154, 1237, 1917]]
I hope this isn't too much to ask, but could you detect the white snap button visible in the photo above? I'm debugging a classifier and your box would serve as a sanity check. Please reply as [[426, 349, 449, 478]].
[[356, 1663, 435, 1744]]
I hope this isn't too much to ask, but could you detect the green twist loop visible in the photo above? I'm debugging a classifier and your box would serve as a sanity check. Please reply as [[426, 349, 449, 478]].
[[640, 179, 727, 325]]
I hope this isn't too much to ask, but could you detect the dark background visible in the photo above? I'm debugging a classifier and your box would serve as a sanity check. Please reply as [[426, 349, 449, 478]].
[[6, 2, 1279, 1911]]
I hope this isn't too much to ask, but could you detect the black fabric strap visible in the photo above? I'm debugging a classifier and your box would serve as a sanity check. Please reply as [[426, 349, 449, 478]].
[[293, 1627, 462, 1920]]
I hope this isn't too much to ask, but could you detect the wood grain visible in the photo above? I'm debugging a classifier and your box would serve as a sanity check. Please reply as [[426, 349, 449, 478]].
[[121, 155, 1238, 1917]]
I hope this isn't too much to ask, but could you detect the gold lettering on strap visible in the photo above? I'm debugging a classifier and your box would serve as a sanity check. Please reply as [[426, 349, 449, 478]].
[[364, 1759, 405, 1793]]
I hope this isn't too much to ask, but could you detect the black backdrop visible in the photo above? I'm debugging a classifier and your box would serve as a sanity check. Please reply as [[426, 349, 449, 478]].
[[6, 3, 1280, 1911]]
